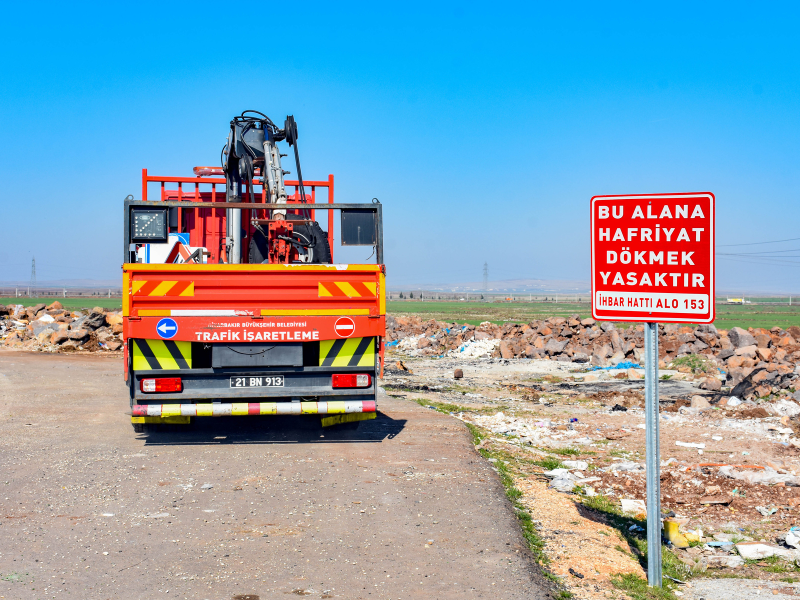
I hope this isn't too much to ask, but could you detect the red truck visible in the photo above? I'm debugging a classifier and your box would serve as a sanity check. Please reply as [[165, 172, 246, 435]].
[[123, 112, 385, 432]]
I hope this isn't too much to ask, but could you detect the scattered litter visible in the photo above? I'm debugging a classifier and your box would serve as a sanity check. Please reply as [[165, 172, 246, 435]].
[[676, 441, 706, 449], [756, 506, 778, 516], [562, 460, 588, 470], [664, 519, 689, 548], [588, 361, 641, 371], [620, 498, 646, 514], [568, 568, 584, 579], [611, 404, 627, 412], [786, 528, 800, 549], [200, 483, 214, 490]]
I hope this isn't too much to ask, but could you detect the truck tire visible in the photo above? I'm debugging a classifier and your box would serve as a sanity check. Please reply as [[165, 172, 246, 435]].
[[249, 220, 331, 264]]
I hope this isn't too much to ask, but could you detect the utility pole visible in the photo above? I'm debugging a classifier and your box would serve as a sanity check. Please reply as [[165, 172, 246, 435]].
[[483, 262, 488, 292], [28, 257, 36, 298]]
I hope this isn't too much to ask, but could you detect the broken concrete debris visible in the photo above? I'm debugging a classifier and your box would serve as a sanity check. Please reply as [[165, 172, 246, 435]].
[[0, 302, 124, 353], [387, 314, 800, 402]]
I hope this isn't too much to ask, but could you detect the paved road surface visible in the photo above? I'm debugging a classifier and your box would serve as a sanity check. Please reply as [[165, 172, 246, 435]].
[[0, 351, 552, 599]]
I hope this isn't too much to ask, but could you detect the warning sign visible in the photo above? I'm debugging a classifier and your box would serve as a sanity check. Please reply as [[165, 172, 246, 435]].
[[590, 193, 715, 323]]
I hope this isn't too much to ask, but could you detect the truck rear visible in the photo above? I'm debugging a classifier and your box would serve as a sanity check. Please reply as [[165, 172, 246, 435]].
[[123, 114, 385, 432]]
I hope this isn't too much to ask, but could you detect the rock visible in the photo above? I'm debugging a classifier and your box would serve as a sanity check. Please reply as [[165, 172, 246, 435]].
[[755, 333, 772, 348], [68, 328, 90, 342], [453, 368, 463, 379], [768, 399, 800, 417], [691, 395, 711, 409], [608, 351, 626, 365], [499, 341, 514, 359], [700, 377, 722, 391], [734, 344, 757, 357], [704, 555, 744, 569], [729, 327, 757, 349], [30, 303, 46, 316], [580, 318, 596, 326], [717, 348, 734, 360], [787, 326, 800, 341], [544, 339, 568, 355], [731, 367, 767, 400], [36, 330, 53, 344], [106, 312, 123, 326], [83, 312, 107, 330], [417, 337, 431, 349], [50, 331, 69, 345], [571, 352, 589, 363], [0, 304, 8, 317], [756, 347, 773, 362], [29, 318, 56, 337], [69, 316, 87, 330], [600, 322, 615, 332], [105, 340, 123, 351], [627, 368, 643, 380], [633, 347, 645, 363], [60, 340, 80, 351], [46, 301, 63, 310], [735, 542, 798, 561], [112, 323, 123, 334]]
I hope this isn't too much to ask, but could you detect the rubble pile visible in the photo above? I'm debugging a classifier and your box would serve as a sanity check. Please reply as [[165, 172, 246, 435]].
[[0, 302, 123, 353], [387, 315, 800, 401]]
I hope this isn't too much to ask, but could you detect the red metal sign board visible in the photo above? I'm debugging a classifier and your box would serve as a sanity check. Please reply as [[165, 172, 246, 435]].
[[591, 193, 715, 324]]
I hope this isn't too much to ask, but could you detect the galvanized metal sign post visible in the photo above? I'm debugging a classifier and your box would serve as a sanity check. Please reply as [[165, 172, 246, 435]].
[[591, 193, 715, 587]]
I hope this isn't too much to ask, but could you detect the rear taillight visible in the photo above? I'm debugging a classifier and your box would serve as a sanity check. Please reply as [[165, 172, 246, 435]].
[[140, 378, 182, 393], [332, 374, 372, 388]]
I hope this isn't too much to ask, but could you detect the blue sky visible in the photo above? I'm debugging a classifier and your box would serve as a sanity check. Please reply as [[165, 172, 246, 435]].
[[1, 2, 799, 292]]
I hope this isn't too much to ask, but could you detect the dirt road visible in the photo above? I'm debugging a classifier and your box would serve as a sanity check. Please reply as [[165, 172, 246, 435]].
[[0, 351, 552, 600]]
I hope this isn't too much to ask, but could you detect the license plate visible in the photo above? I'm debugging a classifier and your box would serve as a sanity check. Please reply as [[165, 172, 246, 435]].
[[230, 375, 284, 388]]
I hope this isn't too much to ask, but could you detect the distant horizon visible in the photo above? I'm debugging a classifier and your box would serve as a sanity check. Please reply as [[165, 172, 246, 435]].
[[3, 277, 800, 298]]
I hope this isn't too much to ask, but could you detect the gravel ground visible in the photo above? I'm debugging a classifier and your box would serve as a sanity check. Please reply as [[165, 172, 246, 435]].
[[0, 350, 554, 600], [686, 578, 800, 599]]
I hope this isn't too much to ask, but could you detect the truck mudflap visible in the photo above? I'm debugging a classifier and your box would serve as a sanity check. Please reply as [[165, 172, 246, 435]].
[[132, 399, 376, 417]]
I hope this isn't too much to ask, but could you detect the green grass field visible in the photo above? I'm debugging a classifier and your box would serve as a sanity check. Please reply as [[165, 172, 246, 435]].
[[0, 298, 122, 311], [5, 297, 798, 330], [387, 300, 800, 331]]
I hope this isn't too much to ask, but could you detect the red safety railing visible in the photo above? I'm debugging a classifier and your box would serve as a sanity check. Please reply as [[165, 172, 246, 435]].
[[141, 168, 335, 263]]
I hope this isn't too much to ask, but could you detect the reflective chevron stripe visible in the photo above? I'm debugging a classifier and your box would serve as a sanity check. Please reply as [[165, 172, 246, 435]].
[[319, 336, 375, 367], [132, 400, 376, 417], [318, 281, 377, 297], [132, 280, 194, 296], [132, 339, 192, 370]]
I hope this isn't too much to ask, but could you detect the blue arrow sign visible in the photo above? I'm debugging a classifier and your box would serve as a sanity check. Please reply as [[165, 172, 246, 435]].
[[156, 317, 178, 339]]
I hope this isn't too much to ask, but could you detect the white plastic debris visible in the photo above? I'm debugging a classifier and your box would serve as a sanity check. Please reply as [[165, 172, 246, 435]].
[[676, 441, 706, 449], [786, 529, 800, 549], [727, 396, 742, 407], [620, 499, 646, 514], [562, 460, 589, 470]]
